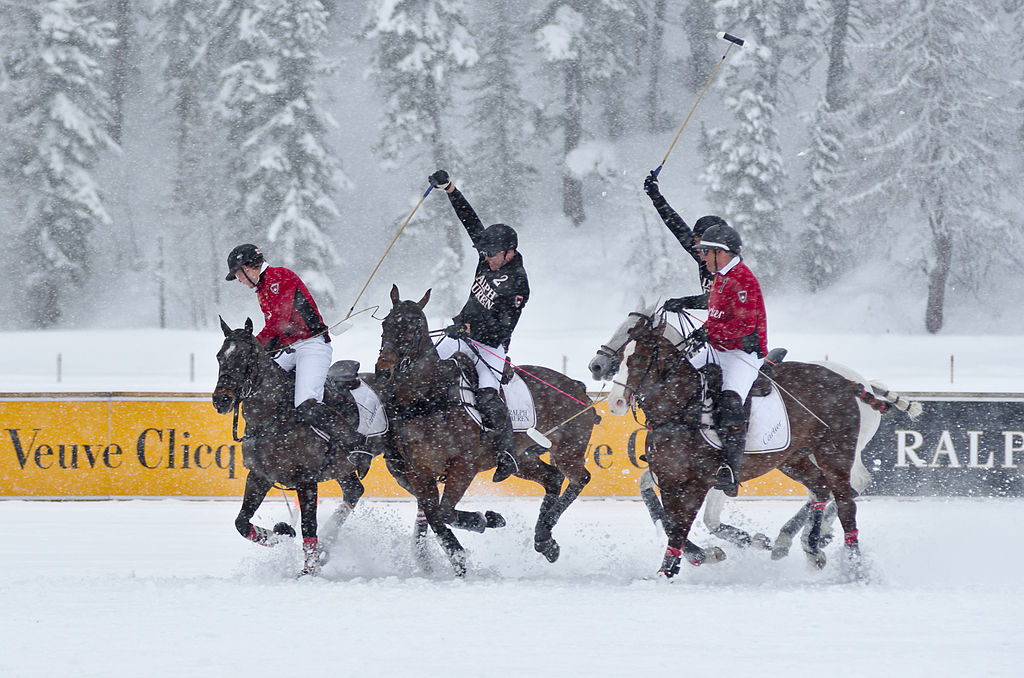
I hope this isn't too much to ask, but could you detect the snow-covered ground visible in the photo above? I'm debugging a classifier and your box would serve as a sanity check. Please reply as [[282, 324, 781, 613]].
[[1, 496, 1021, 677], [2, 292, 1023, 676]]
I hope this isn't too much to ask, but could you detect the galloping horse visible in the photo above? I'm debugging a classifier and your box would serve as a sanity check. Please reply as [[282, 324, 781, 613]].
[[375, 286, 595, 575], [591, 305, 820, 557], [611, 311, 920, 577], [212, 318, 366, 576]]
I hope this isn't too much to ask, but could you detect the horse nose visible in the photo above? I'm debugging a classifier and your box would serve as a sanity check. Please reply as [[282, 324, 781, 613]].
[[608, 393, 630, 417], [211, 390, 233, 414], [588, 356, 606, 380]]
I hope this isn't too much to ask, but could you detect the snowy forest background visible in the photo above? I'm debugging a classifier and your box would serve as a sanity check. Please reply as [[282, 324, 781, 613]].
[[1, 0, 1022, 335]]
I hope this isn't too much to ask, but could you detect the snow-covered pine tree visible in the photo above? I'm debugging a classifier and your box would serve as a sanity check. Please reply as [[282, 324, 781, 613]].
[[466, 1, 537, 224], [217, 0, 348, 306], [644, 0, 670, 132], [364, 0, 478, 309], [845, 0, 1018, 333], [681, 0, 716, 92], [798, 0, 861, 291], [535, 0, 642, 226], [106, 0, 134, 145], [2, 0, 117, 327], [699, 0, 788, 282], [153, 1, 232, 316]]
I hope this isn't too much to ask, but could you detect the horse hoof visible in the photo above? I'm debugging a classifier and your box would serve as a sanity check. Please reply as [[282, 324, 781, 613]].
[[703, 546, 727, 564], [771, 533, 792, 561], [273, 522, 296, 538], [751, 533, 772, 550], [535, 538, 560, 563], [484, 511, 505, 529], [449, 551, 468, 577], [297, 565, 320, 578], [806, 550, 827, 570]]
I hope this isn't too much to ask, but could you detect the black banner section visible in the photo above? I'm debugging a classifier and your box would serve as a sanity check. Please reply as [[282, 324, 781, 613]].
[[861, 396, 1024, 497]]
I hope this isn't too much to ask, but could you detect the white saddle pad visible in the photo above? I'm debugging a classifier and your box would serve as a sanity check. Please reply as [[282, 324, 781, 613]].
[[460, 371, 537, 432], [699, 384, 791, 454], [352, 379, 388, 437]]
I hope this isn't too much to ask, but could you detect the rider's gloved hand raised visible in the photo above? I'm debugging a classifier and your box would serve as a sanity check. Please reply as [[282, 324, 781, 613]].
[[429, 169, 451, 190], [643, 170, 661, 199]]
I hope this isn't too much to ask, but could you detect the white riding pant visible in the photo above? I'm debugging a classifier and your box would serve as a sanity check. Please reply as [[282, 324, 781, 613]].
[[687, 344, 764, 404], [273, 335, 333, 407], [436, 336, 506, 392]]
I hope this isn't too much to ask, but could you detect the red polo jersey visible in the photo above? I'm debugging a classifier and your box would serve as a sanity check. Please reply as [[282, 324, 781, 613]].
[[704, 258, 767, 357], [254, 266, 328, 347]]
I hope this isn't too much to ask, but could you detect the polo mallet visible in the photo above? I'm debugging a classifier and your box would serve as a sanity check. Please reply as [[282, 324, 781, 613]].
[[651, 32, 745, 179], [333, 182, 437, 335]]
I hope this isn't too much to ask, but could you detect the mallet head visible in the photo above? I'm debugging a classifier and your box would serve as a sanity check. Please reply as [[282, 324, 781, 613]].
[[718, 32, 745, 47]]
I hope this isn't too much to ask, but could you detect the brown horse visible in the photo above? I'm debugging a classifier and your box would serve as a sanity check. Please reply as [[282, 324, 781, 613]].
[[592, 305, 855, 560], [613, 311, 920, 577], [374, 285, 595, 575], [212, 317, 367, 576]]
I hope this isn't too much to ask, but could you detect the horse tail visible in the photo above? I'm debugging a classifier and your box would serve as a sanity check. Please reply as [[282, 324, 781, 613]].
[[815, 361, 923, 494], [856, 381, 924, 419]]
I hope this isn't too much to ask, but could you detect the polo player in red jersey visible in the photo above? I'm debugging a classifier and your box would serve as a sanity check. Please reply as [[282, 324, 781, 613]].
[[225, 244, 360, 450], [684, 224, 767, 497]]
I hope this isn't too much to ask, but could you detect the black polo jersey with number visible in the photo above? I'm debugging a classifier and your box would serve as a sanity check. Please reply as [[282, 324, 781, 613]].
[[446, 188, 530, 350]]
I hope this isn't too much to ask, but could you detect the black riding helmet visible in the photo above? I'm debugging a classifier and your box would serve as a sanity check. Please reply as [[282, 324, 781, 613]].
[[693, 215, 727, 240], [475, 223, 518, 256], [225, 244, 264, 281], [695, 223, 741, 256]]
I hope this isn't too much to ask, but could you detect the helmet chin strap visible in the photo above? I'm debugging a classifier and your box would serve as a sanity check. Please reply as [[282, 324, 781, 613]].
[[240, 267, 259, 288]]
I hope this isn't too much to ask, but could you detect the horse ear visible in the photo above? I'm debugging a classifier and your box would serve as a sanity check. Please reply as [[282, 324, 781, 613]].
[[244, 317, 253, 333], [417, 289, 431, 309], [219, 316, 231, 337], [390, 284, 400, 305]]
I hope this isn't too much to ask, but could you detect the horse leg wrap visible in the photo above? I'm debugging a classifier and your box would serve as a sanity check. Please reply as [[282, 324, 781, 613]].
[[245, 523, 293, 546], [301, 537, 321, 576], [246, 524, 273, 545], [658, 546, 682, 578], [844, 529, 859, 546], [804, 501, 826, 554]]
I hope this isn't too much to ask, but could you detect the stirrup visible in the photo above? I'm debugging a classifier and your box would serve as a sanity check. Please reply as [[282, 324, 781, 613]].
[[712, 464, 738, 497], [492, 451, 519, 483], [348, 450, 374, 479]]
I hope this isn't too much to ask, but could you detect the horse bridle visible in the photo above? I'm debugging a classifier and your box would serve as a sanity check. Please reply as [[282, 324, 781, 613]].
[[594, 311, 653, 378], [377, 308, 426, 380], [215, 332, 266, 410]]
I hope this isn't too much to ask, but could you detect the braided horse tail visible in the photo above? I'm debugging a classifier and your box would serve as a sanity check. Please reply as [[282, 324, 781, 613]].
[[857, 382, 924, 419]]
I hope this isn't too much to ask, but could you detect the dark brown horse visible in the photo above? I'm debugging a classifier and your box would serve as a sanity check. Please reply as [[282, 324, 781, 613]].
[[212, 318, 366, 576], [613, 311, 920, 577], [374, 285, 595, 575], [591, 304, 838, 560]]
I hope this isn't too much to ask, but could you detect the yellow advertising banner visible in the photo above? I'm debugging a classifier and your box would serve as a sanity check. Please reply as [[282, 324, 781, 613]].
[[0, 393, 801, 498]]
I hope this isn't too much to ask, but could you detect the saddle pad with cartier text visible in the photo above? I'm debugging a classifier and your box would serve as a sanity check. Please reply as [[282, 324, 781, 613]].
[[352, 379, 388, 437], [699, 384, 791, 454]]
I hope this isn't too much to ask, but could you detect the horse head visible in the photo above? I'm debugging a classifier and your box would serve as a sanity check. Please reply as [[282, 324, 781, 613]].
[[616, 313, 704, 423], [375, 284, 433, 384], [212, 316, 263, 414], [589, 300, 659, 381]]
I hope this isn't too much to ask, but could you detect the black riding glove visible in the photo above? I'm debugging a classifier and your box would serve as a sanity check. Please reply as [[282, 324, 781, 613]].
[[681, 327, 709, 357], [643, 171, 661, 198], [429, 169, 451, 190], [444, 324, 469, 339]]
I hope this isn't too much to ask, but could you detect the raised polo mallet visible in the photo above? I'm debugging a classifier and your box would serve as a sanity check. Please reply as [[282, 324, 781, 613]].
[[652, 31, 745, 178], [331, 182, 437, 335]]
